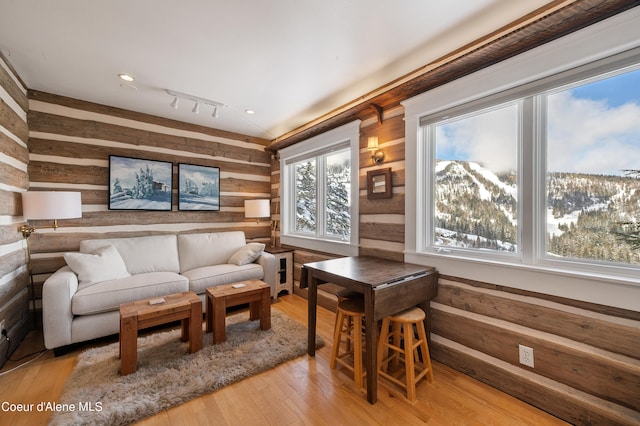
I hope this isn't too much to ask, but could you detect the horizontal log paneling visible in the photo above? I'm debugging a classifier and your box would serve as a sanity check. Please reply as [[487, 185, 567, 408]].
[[0, 55, 28, 113], [0, 131, 28, 164], [0, 190, 21, 215], [26, 212, 267, 229], [28, 161, 270, 193], [431, 303, 639, 410], [0, 288, 30, 357], [28, 110, 271, 164], [431, 337, 640, 426], [0, 98, 28, 142], [435, 280, 640, 358], [359, 193, 405, 215], [358, 246, 404, 262], [0, 250, 25, 279], [0, 54, 29, 367], [0, 161, 28, 189], [26, 224, 271, 254], [431, 277, 640, 423], [359, 222, 404, 243], [29, 90, 269, 146], [28, 138, 271, 177]]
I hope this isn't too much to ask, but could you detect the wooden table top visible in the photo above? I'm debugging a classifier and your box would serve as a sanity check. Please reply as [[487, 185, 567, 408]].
[[206, 279, 269, 297], [303, 256, 436, 287], [119, 291, 200, 319]]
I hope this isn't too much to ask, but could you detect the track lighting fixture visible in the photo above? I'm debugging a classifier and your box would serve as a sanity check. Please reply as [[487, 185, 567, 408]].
[[166, 89, 224, 119]]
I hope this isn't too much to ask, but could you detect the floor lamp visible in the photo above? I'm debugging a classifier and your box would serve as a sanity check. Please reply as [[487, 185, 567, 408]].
[[19, 191, 82, 327]]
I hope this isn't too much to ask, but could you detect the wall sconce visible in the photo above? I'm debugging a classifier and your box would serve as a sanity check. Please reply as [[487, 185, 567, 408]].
[[244, 199, 270, 223], [18, 191, 82, 326], [367, 136, 385, 164], [19, 191, 83, 238]]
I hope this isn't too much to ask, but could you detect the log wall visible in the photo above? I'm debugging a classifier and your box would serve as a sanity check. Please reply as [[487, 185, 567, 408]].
[[23, 90, 272, 322], [0, 53, 30, 364]]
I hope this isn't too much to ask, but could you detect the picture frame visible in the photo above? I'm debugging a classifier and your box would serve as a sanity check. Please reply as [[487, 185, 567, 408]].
[[109, 155, 173, 211], [178, 163, 221, 211], [366, 167, 392, 199]]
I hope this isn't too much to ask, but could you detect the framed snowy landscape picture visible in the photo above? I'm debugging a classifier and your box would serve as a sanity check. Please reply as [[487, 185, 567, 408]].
[[108, 155, 173, 211], [178, 163, 220, 211]]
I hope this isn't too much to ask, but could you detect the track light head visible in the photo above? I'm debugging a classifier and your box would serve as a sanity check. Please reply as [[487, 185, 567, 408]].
[[192, 102, 199, 114], [170, 96, 179, 109], [212, 106, 219, 118]]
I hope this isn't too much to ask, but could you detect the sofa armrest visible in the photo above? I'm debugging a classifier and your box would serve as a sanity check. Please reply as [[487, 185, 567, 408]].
[[42, 266, 78, 349], [256, 252, 277, 297]]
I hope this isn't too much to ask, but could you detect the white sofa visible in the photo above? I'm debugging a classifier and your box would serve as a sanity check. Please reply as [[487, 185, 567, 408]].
[[42, 231, 276, 352]]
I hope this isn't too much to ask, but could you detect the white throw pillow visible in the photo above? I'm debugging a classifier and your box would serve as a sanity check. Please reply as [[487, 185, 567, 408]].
[[227, 243, 265, 266], [64, 245, 130, 286]]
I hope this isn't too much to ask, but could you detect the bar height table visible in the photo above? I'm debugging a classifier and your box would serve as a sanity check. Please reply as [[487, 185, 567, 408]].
[[302, 256, 438, 404]]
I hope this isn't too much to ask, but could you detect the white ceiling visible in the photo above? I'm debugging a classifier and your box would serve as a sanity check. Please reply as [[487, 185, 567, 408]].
[[0, 0, 551, 140]]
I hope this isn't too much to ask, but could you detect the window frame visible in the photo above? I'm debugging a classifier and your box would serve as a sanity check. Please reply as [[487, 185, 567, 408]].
[[403, 9, 640, 309], [420, 97, 524, 261], [279, 121, 360, 256]]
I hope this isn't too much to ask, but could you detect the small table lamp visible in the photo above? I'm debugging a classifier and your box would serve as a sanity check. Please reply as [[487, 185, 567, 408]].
[[19, 191, 82, 326]]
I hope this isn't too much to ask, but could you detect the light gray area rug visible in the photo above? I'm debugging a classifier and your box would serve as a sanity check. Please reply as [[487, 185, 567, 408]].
[[50, 309, 323, 425]]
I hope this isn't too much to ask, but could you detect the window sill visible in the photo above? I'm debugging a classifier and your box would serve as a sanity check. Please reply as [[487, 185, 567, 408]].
[[281, 235, 359, 257], [404, 250, 640, 311]]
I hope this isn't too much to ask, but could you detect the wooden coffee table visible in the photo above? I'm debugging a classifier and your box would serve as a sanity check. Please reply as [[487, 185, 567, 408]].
[[119, 291, 203, 375], [206, 279, 271, 344]]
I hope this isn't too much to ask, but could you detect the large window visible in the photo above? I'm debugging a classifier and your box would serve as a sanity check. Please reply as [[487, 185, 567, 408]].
[[414, 51, 640, 279], [404, 11, 640, 308], [291, 149, 351, 239], [430, 102, 520, 253], [279, 121, 360, 256], [545, 70, 640, 265]]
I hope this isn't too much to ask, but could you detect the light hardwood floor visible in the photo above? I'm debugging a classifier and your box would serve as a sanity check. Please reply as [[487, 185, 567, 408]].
[[0, 294, 568, 425]]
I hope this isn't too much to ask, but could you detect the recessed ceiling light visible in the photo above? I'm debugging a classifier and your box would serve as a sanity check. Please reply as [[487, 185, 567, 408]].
[[118, 73, 135, 82], [245, 109, 255, 114]]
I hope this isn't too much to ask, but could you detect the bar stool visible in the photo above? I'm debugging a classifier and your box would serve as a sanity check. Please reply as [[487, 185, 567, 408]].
[[330, 297, 366, 388], [377, 306, 434, 401]]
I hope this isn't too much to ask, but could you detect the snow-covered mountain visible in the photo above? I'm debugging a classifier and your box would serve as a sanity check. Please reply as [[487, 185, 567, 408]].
[[434, 160, 640, 264]]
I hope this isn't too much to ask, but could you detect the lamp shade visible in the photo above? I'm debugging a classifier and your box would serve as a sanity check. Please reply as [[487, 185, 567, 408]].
[[367, 136, 379, 151], [22, 191, 82, 220], [244, 199, 270, 219]]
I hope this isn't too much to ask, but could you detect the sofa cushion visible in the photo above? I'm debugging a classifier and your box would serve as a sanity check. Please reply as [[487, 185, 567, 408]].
[[182, 263, 264, 294], [228, 242, 265, 266], [80, 235, 180, 275], [64, 245, 130, 286], [72, 272, 189, 315], [177, 231, 246, 273]]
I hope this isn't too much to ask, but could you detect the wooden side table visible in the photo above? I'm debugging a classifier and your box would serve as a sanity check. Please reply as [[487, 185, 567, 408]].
[[119, 291, 203, 375], [206, 279, 271, 344], [264, 246, 294, 298]]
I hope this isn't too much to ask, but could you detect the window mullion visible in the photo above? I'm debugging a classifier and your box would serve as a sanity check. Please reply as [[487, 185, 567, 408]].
[[317, 154, 327, 238]]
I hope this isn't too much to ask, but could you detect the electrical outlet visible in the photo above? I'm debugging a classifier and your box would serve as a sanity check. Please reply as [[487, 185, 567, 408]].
[[519, 344, 534, 368]]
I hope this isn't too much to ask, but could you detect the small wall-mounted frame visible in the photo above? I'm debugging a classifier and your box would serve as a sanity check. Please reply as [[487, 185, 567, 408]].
[[109, 155, 173, 211], [367, 167, 392, 199], [178, 163, 221, 211]]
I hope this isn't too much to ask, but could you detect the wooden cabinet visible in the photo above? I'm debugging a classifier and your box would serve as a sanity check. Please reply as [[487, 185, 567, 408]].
[[265, 246, 293, 298]]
